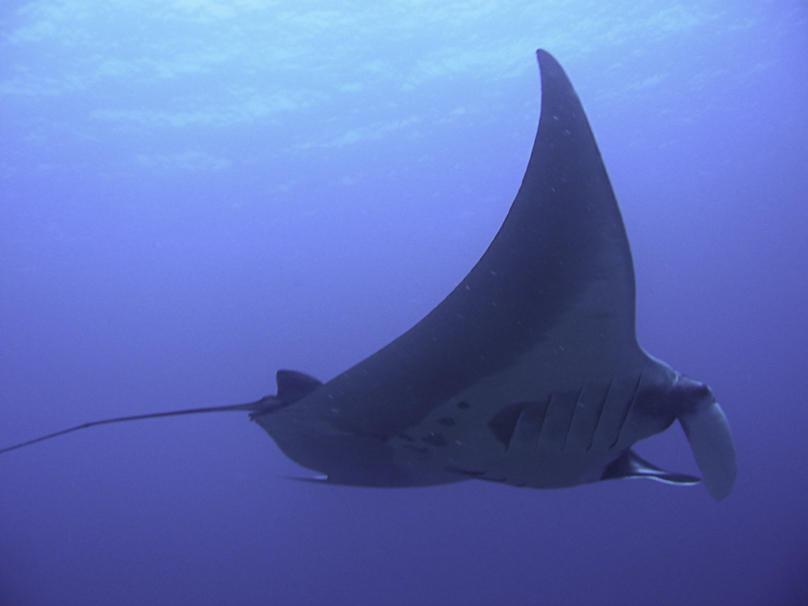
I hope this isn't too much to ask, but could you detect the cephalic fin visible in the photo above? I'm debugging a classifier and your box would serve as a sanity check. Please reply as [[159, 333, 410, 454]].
[[678, 400, 737, 501]]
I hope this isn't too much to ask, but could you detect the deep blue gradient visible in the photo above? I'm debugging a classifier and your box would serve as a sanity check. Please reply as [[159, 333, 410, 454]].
[[1, 1, 807, 605]]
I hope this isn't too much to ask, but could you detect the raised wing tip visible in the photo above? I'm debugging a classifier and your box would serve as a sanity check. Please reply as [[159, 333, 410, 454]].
[[536, 49, 561, 72]]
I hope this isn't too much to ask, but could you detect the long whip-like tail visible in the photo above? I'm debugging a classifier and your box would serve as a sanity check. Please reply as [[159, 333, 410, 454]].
[[0, 399, 273, 455]]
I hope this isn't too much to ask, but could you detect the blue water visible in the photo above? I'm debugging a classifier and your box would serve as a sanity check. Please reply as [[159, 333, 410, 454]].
[[2, 1, 807, 604]]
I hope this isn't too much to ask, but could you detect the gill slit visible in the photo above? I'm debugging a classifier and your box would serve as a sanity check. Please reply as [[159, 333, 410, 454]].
[[586, 377, 612, 452], [611, 370, 644, 449], [561, 383, 587, 452]]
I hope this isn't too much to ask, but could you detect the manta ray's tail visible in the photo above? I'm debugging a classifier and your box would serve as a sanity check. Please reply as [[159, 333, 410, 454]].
[[0, 370, 323, 455]]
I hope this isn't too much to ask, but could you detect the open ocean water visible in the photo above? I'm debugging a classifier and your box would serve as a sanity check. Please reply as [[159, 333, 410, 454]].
[[1, 1, 807, 605]]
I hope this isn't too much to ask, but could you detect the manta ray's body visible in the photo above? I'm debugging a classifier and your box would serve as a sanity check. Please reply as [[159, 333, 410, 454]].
[[250, 50, 736, 500], [0, 50, 736, 501]]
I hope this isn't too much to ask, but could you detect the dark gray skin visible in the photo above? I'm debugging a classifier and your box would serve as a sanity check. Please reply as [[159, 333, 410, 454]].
[[0, 51, 735, 501], [252, 50, 737, 500]]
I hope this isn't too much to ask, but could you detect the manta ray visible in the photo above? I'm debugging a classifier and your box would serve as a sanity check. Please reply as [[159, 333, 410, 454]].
[[0, 50, 737, 501]]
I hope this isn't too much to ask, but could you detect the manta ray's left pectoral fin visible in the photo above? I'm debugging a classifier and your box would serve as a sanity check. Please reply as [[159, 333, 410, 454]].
[[601, 449, 701, 486]]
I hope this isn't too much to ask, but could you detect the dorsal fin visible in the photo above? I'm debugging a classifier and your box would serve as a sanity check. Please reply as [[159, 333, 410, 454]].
[[276, 370, 323, 404]]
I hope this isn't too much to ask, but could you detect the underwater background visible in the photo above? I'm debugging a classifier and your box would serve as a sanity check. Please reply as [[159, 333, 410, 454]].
[[1, 1, 806, 604]]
